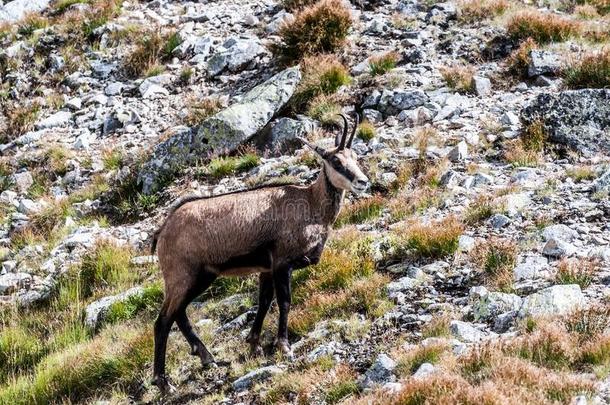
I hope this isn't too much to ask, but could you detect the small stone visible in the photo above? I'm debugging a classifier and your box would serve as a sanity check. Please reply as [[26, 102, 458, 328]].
[[65, 97, 82, 110], [528, 50, 561, 77], [489, 213, 511, 229], [513, 255, 548, 281], [543, 238, 577, 258], [233, 366, 283, 391], [501, 111, 520, 126], [472, 76, 491, 97], [450, 320, 484, 343], [18, 199, 39, 215], [542, 224, 578, 242], [12, 171, 33, 193], [0, 272, 32, 294], [35, 110, 72, 129], [448, 140, 468, 162], [458, 235, 475, 252], [413, 362, 435, 378], [361, 353, 397, 388], [104, 82, 124, 96], [84, 287, 144, 329]]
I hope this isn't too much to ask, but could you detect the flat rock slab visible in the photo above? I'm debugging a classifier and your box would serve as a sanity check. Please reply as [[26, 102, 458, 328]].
[[138, 66, 301, 194], [522, 89, 610, 155]]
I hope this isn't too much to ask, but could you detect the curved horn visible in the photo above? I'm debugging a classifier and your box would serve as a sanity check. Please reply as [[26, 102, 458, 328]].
[[337, 113, 350, 150], [347, 112, 360, 148], [296, 136, 327, 157]]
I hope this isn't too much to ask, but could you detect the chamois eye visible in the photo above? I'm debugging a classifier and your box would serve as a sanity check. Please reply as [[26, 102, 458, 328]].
[[331, 156, 340, 164]]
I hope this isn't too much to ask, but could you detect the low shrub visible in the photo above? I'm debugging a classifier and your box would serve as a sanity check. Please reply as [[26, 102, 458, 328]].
[[506, 11, 580, 44], [458, 0, 510, 22], [369, 52, 400, 76], [391, 215, 464, 260], [356, 121, 376, 141], [292, 54, 351, 109], [555, 257, 599, 288], [276, 0, 353, 62], [123, 29, 181, 78], [563, 48, 610, 89], [471, 238, 517, 292], [440, 64, 475, 93]]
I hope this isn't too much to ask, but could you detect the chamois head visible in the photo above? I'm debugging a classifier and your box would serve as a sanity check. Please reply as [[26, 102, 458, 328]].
[[299, 113, 369, 194]]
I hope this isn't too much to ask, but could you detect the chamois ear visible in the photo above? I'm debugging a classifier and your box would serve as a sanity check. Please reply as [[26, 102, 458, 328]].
[[296, 136, 328, 158], [346, 112, 359, 148], [336, 114, 349, 149]]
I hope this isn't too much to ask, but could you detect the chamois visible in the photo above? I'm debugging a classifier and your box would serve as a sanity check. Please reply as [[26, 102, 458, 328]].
[[151, 114, 369, 393]]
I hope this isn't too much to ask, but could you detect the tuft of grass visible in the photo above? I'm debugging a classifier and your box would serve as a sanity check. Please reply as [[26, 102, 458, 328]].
[[3, 103, 41, 142], [276, 0, 353, 62], [464, 194, 506, 225], [0, 326, 46, 382], [102, 148, 124, 170], [440, 64, 475, 93], [395, 342, 449, 376], [335, 195, 385, 227], [576, 0, 610, 14], [566, 165, 596, 182], [504, 139, 543, 167], [563, 305, 610, 342], [555, 257, 598, 288], [79, 241, 135, 298], [123, 29, 181, 78], [325, 373, 359, 404], [521, 119, 547, 152], [306, 94, 342, 126], [55, 0, 89, 13], [369, 52, 400, 76], [510, 321, 575, 370], [289, 233, 391, 335], [507, 37, 538, 77], [0, 324, 152, 405], [104, 283, 163, 326], [563, 48, 610, 89], [183, 96, 224, 126], [356, 121, 376, 142], [472, 238, 517, 292], [205, 152, 261, 179], [458, 0, 509, 22], [281, 0, 317, 11], [421, 312, 453, 338], [17, 13, 48, 37], [179, 66, 194, 85], [391, 216, 464, 260], [506, 11, 580, 44], [291, 54, 351, 109]]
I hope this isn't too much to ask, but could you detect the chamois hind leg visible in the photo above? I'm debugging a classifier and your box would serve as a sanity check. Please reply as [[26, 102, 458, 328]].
[[152, 296, 179, 394], [175, 270, 217, 366], [273, 267, 293, 357], [246, 272, 274, 356]]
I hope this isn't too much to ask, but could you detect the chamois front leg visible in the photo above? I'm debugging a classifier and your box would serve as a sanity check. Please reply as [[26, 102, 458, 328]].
[[273, 267, 292, 357], [246, 273, 274, 356]]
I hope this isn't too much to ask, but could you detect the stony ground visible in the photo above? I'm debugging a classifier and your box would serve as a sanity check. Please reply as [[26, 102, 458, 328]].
[[0, 0, 610, 404]]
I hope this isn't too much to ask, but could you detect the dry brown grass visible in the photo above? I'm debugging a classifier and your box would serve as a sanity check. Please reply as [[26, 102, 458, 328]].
[[394, 341, 451, 377], [183, 96, 224, 126], [292, 54, 351, 109], [335, 195, 385, 227], [506, 37, 538, 77], [276, 0, 353, 62], [504, 140, 543, 167], [458, 0, 510, 22], [464, 194, 506, 225], [388, 186, 444, 221], [555, 257, 600, 288], [123, 29, 180, 78], [564, 48, 610, 89], [440, 64, 476, 93], [3, 103, 41, 142], [471, 238, 517, 292], [506, 10, 581, 44], [391, 215, 464, 260]]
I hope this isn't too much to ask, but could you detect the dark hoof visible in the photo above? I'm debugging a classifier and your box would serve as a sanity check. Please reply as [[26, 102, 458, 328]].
[[151, 375, 172, 395], [276, 339, 294, 360], [250, 343, 264, 357]]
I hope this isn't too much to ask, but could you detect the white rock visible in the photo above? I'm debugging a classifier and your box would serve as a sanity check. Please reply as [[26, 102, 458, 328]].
[[11, 171, 33, 193], [0, 272, 32, 294], [0, 0, 50, 22], [519, 285, 585, 318], [450, 320, 484, 343], [233, 366, 283, 391], [542, 224, 578, 242], [413, 362, 435, 378], [35, 110, 72, 129], [84, 286, 145, 329], [513, 255, 548, 281], [448, 140, 468, 162], [543, 238, 577, 258], [17, 199, 39, 215]]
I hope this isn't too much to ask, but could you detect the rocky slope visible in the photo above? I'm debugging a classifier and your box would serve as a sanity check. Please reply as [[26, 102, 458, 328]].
[[0, 0, 609, 403]]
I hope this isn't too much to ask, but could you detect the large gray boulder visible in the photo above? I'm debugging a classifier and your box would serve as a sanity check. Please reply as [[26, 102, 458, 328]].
[[0, 0, 50, 22], [527, 50, 561, 77], [233, 365, 283, 391], [138, 66, 301, 194], [522, 89, 610, 154], [518, 284, 585, 318], [377, 89, 428, 116]]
